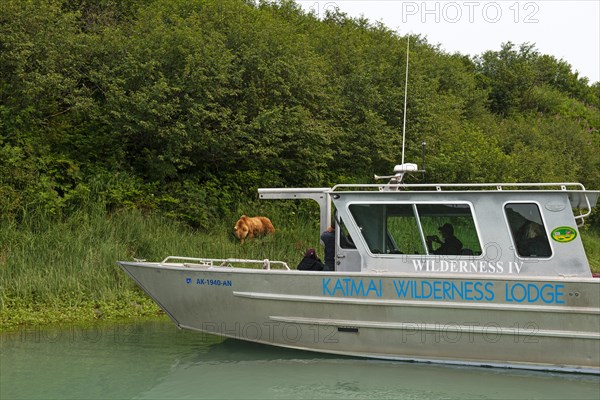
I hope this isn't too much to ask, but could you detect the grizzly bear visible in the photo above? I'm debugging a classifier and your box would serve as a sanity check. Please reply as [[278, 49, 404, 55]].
[[233, 215, 275, 244]]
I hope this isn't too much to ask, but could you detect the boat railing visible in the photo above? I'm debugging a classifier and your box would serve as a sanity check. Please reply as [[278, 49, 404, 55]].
[[332, 182, 588, 192], [160, 256, 290, 270], [331, 182, 596, 226]]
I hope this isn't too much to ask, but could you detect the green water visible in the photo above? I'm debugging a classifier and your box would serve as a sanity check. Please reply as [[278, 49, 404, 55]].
[[1, 319, 599, 399]]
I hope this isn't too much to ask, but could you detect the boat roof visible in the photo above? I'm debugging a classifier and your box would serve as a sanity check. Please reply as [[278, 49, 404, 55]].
[[259, 182, 598, 254], [330, 182, 598, 207]]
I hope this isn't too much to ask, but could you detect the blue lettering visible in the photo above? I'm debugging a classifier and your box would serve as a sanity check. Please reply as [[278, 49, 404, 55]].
[[344, 278, 352, 294], [504, 282, 566, 304], [443, 281, 453, 299], [366, 279, 382, 297], [393, 280, 410, 298], [389, 280, 502, 303], [325, 279, 568, 304], [527, 283, 538, 303], [451, 281, 463, 300], [484, 282, 495, 301], [433, 281, 442, 300], [334, 278, 346, 296], [322, 278, 333, 296], [505, 283, 512, 302], [421, 281, 433, 299], [473, 281, 484, 301], [350, 279, 365, 296], [555, 284, 565, 304], [324, 278, 385, 298], [464, 281, 474, 301], [412, 280, 421, 299], [511, 283, 527, 303], [539, 284, 553, 303]]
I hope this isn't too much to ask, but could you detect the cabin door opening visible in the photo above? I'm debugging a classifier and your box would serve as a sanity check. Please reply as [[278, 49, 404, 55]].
[[335, 217, 361, 272]]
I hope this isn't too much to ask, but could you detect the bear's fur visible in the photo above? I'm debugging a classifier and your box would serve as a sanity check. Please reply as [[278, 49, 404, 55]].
[[233, 215, 275, 244]]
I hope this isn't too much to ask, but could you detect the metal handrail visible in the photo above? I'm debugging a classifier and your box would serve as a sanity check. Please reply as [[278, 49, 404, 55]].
[[575, 194, 593, 227], [331, 182, 588, 191], [330, 181, 597, 226], [160, 256, 290, 270]]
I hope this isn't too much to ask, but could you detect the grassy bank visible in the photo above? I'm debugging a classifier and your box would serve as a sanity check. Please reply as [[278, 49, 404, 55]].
[[0, 202, 322, 330], [2, 205, 599, 330]]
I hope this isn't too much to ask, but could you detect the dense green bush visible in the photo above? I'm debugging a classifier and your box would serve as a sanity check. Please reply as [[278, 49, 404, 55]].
[[1, 0, 598, 225]]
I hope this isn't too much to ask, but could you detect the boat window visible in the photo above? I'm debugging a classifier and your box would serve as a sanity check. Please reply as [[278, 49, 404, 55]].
[[505, 203, 552, 258], [416, 204, 482, 256], [348, 204, 425, 254]]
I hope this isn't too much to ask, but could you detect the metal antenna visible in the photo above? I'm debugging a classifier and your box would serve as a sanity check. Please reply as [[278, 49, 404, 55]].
[[401, 35, 410, 165]]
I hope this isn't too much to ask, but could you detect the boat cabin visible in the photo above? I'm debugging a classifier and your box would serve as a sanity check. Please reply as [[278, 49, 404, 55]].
[[259, 169, 599, 278]]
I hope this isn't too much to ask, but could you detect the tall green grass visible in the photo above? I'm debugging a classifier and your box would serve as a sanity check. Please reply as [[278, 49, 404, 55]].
[[1, 202, 599, 329], [0, 201, 322, 329], [581, 227, 600, 273]]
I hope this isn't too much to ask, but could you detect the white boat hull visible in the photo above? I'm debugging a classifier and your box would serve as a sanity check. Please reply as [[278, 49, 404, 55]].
[[119, 261, 600, 374]]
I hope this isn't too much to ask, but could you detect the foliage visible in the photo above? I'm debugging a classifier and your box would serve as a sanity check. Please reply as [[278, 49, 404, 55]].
[[2, 0, 598, 229]]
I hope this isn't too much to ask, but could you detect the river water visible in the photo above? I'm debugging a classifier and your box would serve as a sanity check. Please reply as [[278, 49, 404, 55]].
[[1, 319, 599, 399]]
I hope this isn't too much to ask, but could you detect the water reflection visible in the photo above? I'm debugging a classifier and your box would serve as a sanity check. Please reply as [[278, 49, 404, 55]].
[[1, 319, 599, 400]]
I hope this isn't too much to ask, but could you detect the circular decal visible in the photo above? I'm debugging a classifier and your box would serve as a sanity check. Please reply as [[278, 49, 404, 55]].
[[550, 226, 577, 243]]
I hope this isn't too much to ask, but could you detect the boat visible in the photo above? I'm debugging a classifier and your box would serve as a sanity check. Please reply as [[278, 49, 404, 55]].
[[118, 165, 600, 374]]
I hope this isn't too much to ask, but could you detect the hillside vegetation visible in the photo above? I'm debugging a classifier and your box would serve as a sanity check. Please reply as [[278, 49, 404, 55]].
[[1, 0, 599, 327]]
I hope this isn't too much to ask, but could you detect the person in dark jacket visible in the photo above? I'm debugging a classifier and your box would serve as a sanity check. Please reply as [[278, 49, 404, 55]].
[[427, 223, 463, 255], [320, 226, 335, 271], [297, 248, 324, 271]]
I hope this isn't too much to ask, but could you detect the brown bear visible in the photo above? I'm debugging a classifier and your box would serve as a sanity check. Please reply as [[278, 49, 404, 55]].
[[233, 215, 275, 244]]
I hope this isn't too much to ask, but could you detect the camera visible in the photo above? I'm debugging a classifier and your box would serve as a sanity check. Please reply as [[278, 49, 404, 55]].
[[426, 235, 437, 242]]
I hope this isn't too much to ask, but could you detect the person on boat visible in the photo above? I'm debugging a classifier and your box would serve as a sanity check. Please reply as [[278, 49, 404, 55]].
[[297, 248, 324, 271], [427, 223, 463, 255], [516, 221, 551, 257], [321, 226, 335, 271]]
